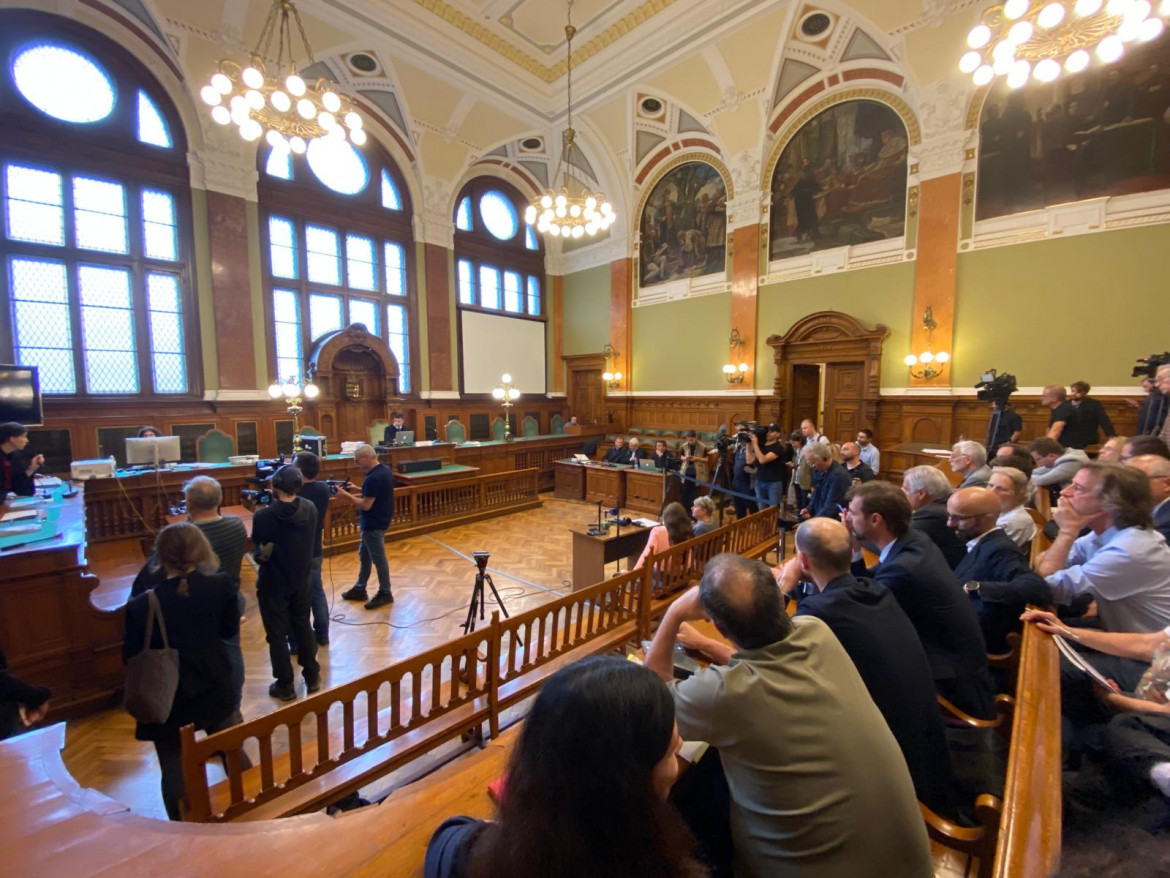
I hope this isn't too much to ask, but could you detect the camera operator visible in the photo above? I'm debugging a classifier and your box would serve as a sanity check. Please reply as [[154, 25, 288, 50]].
[[747, 424, 790, 510], [292, 451, 332, 646], [730, 422, 757, 519], [0, 422, 43, 497], [987, 398, 1021, 454], [338, 444, 395, 610], [251, 466, 320, 702]]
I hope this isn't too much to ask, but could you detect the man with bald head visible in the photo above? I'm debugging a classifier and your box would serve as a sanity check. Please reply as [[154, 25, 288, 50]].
[[840, 441, 875, 484], [645, 554, 932, 878], [337, 443, 395, 609], [1127, 454, 1170, 542], [947, 487, 1050, 653], [773, 518, 956, 817]]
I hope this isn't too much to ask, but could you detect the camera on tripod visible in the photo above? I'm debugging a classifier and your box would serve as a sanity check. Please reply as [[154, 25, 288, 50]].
[[1132, 352, 1170, 379], [473, 550, 490, 571], [240, 456, 285, 508], [975, 369, 1017, 405]]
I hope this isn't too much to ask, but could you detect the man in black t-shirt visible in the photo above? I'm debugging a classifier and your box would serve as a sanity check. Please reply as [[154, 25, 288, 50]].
[[1042, 385, 1077, 445], [338, 444, 395, 610], [747, 424, 790, 509], [987, 400, 1022, 454], [1062, 381, 1116, 449], [294, 451, 333, 645]]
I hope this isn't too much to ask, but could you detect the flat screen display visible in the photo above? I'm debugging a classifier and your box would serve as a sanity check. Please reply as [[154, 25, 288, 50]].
[[0, 366, 43, 426]]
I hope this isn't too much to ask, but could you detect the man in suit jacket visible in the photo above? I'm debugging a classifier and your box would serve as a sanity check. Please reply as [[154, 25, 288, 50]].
[[951, 440, 992, 489], [1127, 455, 1170, 543], [800, 442, 851, 520], [902, 465, 966, 568], [847, 481, 996, 719], [947, 488, 1051, 653], [775, 518, 958, 818]]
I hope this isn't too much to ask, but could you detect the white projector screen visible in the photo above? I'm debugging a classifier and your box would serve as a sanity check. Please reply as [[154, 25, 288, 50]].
[[460, 310, 547, 395]]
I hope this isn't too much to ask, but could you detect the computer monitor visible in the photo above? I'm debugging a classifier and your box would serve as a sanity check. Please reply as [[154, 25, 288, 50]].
[[638, 458, 658, 471], [125, 435, 182, 467], [395, 431, 415, 446], [0, 365, 42, 426]]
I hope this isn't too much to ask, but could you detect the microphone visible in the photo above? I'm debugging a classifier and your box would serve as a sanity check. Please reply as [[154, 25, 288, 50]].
[[606, 506, 620, 516]]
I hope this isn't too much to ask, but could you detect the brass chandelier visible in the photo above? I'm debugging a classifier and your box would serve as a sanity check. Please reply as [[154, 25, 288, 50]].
[[959, 0, 1167, 88], [525, 1, 616, 240], [200, 0, 366, 153]]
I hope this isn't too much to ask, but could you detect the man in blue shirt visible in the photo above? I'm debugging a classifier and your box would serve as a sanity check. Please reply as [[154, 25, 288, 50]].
[[338, 444, 395, 610], [800, 442, 851, 521], [856, 429, 880, 475]]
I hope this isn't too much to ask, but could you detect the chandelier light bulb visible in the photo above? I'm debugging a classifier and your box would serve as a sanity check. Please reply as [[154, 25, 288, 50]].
[[555, 194, 567, 209], [327, 124, 346, 142], [296, 98, 316, 119], [1098, 34, 1125, 62], [242, 66, 265, 89], [585, 222, 597, 235], [935, 352, 951, 364], [722, 364, 735, 375], [1076, 0, 1104, 13], [501, 373, 512, 384], [585, 196, 597, 210], [286, 74, 306, 96], [200, 85, 222, 106], [920, 351, 935, 364], [959, 50, 983, 73], [1034, 57, 1062, 81], [289, 135, 307, 154], [1140, 16, 1165, 39], [1119, 17, 1144, 39], [509, 388, 520, 400], [211, 105, 231, 125], [555, 205, 567, 218], [318, 110, 336, 129], [268, 382, 283, 399], [303, 382, 319, 399], [540, 194, 553, 209], [569, 204, 581, 217], [350, 129, 367, 146], [904, 354, 918, 367], [230, 102, 250, 126], [241, 119, 263, 141], [282, 379, 300, 397], [993, 54, 1014, 75], [1106, 0, 1133, 14], [322, 91, 342, 113], [1008, 20, 1034, 44], [1125, 0, 1151, 19], [1161, 0, 1170, 14], [212, 72, 233, 94], [968, 24, 993, 47], [572, 225, 584, 238], [245, 89, 265, 110], [1008, 59, 1032, 88], [993, 40, 1017, 61], [266, 129, 286, 149], [1066, 49, 1092, 71], [270, 90, 291, 113], [1004, 0, 1030, 19], [738, 363, 748, 373], [1038, 2, 1067, 27], [344, 111, 362, 130], [525, 205, 537, 224], [492, 388, 504, 399], [601, 202, 612, 215]]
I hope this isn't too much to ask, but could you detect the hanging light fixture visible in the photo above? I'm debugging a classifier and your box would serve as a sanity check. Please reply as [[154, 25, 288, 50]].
[[959, 1, 1168, 89], [525, 1, 616, 240], [904, 307, 951, 380], [200, 0, 366, 153]]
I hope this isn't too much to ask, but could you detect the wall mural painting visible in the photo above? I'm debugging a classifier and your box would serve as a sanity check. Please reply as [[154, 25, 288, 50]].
[[769, 99, 909, 261], [977, 33, 1170, 220], [638, 161, 727, 287]]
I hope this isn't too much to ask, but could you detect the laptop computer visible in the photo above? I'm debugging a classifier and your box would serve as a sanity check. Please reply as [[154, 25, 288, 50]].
[[638, 458, 658, 471], [395, 431, 415, 446]]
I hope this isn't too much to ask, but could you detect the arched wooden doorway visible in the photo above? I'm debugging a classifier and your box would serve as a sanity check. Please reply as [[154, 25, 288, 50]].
[[306, 324, 402, 442], [765, 312, 888, 442]]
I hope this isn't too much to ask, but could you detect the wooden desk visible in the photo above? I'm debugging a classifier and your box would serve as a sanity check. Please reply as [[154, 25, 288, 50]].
[[393, 464, 479, 487], [570, 524, 651, 590], [583, 464, 626, 507], [625, 468, 670, 516], [885, 441, 954, 485], [553, 460, 586, 500]]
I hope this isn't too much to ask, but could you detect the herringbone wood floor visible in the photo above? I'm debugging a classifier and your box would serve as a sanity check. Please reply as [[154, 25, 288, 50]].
[[62, 497, 634, 819]]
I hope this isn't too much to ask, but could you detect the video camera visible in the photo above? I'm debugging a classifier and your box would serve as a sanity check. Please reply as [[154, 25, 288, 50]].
[[240, 456, 286, 508], [473, 551, 490, 572], [975, 369, 1018, 404], [1132, 352, 1170, 379], [325, 478, 352, 496]]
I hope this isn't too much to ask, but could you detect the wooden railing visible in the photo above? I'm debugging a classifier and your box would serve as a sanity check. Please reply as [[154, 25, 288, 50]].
[[180, 507, 780, 822]]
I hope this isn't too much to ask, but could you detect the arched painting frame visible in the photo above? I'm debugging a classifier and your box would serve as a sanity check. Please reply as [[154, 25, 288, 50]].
[[637, 159, 729, 288], [768, 98, 910, 261]]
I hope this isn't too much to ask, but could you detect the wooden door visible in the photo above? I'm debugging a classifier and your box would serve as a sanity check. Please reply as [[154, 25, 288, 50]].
[[823, 362, 865, 442], [791, 365, 821, 430], [569, 369, 604, 424]]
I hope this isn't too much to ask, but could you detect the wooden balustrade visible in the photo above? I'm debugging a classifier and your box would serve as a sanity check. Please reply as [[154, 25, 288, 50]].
[[180, 507, 781, 823]]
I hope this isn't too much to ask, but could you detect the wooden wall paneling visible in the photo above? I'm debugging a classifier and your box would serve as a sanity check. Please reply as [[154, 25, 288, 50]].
[[235, 421, 258, 456], [823, 362, 865, 441], [274, 420, 295, 455], [170, 422, 216, 462]]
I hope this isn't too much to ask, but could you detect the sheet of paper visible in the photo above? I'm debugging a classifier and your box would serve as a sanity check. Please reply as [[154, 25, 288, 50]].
[[632, 518, 659, 527], [1053, 634, 1116, 690], [0, 509, 37, 523]]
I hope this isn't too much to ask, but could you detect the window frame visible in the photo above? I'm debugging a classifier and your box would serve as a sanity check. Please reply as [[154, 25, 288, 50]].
[[0, 10, 200, 401], [257, 141, 418, 396], [453, 178, 545, 323]]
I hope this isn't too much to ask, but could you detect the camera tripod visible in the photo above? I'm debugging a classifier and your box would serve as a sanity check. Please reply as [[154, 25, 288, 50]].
[[462, 558, 512, 635]]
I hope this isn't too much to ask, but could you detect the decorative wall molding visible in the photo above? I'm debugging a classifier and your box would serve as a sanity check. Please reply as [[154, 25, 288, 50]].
[[187, 138, 258, 202], [726, 191, 765, 232], [633, 273, 731, 308], [204, 390, 269, 402], [551, 236, 630, 276], [761, 236, 911, 286], [960, 190, 1170, 254], [419, 390, 462, 400]]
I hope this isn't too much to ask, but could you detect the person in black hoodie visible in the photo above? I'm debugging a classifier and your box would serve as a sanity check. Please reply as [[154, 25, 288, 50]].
[[252, 465, 320, 702], [123, 523, 246, 819]]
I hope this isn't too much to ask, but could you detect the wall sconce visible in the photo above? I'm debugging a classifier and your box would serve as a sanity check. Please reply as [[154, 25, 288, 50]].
[[723, 328, 748, 384], [904, 306, 950, 380], [602, 342, 622, 389]]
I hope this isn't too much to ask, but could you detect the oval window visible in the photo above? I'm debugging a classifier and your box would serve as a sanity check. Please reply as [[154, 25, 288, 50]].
[[479, 190, 518, 240], [306, 137, 369, 196], [13, 43, 116, 124]]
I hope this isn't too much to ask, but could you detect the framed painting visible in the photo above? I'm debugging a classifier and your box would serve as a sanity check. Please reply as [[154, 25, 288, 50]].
[[638, 161, 727, 287]]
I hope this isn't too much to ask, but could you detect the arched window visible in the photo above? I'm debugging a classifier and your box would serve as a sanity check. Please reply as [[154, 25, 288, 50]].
[[454, 179, 544, 318], [0, 11, 194, 397], [258, 137, 415, 394]]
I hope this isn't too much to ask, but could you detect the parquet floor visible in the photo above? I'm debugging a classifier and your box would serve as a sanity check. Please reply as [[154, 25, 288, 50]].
[[62, 497, 624, 820]]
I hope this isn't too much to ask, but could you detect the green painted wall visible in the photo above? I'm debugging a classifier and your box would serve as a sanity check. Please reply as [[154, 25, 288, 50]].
[[632, 293, 731, 391], [190, 188, 218, 392], [563, 264, 610, 355], [755, 261, 916, 389], [953, 224, 1170, 387]]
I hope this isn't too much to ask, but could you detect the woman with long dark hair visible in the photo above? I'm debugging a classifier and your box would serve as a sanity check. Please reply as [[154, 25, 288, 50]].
[[123, 522, 248, 820], [425, 656, 705, 878], [634, 501, 694, 570]]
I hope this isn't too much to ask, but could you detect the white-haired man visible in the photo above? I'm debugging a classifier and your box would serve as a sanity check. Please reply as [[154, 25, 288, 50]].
[[951, 440, 992, 489]]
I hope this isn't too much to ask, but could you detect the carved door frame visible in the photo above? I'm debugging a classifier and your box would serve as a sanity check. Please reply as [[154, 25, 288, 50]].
[[306, 324, 402, 438], [765, 311, 889, 432]]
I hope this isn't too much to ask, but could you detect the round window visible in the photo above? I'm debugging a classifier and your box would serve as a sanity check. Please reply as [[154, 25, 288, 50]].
[[306, 137, 369, 195], [13, 43, 116, 124], [479, 190, 518, 240]]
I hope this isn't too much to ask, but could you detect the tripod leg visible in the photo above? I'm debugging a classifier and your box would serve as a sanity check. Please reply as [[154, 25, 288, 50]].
[[463, 574, 484, 634]]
